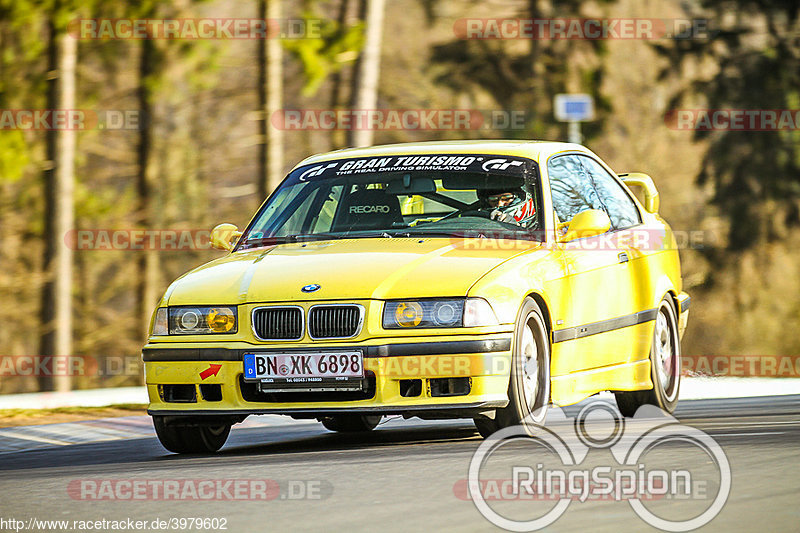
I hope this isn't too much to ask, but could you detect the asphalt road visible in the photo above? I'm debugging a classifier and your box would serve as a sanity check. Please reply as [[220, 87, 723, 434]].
[[0, 395, 798, 532]]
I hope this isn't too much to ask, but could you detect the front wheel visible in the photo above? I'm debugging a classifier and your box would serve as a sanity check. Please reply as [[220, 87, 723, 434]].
[[475, 298, 550, 438], [152, 416, 231, 454], [615, 297, 681, 416], [320, 414, 381, 432]]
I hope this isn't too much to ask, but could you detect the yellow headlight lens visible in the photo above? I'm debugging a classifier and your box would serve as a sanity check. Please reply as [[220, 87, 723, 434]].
[[394, 301, 423, 327], [383, 299, 494, 329], [207, 307, 236, 333]]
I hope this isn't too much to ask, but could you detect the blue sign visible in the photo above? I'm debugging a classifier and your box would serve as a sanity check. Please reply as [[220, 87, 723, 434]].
[[554, 94, 595, 122]]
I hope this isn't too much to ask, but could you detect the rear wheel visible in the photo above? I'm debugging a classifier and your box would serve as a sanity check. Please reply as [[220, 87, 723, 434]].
[[320, 414, 381, 432], [615, 297, 681, 416], [152, 416, 231, 454], [474, 298, 550, 438]]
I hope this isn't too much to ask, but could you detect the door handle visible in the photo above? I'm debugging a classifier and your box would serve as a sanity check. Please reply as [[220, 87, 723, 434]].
[[618, 252, 629, 263]]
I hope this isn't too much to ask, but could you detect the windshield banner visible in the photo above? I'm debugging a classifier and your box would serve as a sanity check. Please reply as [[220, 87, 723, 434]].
[[294, 154, 536, 181]]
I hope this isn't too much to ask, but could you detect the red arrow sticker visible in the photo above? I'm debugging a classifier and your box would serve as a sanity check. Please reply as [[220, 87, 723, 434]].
[[199, 364, 222, 380]]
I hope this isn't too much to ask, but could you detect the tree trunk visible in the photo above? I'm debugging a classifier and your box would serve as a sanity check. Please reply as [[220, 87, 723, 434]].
[[348, 0, 385, 148], [347, 0, 367, 118], [136, 34, 160, 339], [258, 0, 284, 201], [527, 0, 540, 82], [328, 0, 351, 150], [39, 21, 76, 393]]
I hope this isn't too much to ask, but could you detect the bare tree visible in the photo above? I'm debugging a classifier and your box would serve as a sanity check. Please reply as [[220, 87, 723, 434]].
[[328, 0, 352, 150], [258, 0, 284, 200], [348, 0, 384, 147], [39, 21, 76, 393], [136, 33, 160, 338]]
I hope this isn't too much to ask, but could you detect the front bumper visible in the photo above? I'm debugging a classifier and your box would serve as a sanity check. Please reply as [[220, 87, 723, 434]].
[[143, 335, 512, 419], [677, 292, 690, 339]]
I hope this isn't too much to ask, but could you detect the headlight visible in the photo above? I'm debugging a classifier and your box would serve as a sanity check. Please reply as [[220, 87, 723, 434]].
[[383, 298, 498, 329], [165, 306, 238, 334]]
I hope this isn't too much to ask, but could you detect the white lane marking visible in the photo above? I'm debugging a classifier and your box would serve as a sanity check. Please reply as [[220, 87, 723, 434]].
[[698, 421, 799, 426], [20, 423, 136, 443], [0, 431, 72, 446], [710, 431, 786, 437]]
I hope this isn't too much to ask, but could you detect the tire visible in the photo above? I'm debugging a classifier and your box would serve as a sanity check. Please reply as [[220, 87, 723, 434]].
[[473, 417, 498, 439], [474, 298, 550, 438], [615, 297, 681, 417], [152, 416, 231, 454], [320, 414, 381, 432]]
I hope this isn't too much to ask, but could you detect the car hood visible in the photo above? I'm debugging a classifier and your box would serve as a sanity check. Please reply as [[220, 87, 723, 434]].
[[166, 238, 540, 305]]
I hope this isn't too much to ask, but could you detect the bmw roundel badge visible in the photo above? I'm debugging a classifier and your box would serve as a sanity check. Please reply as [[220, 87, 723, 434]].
[[301, 284, 321, 293]]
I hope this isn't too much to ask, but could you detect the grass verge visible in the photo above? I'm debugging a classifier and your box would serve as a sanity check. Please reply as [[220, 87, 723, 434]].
[[0, 404, 148, 428]]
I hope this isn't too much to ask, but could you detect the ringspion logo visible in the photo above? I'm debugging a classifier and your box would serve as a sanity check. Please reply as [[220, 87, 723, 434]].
[[464, 401, 730, 531]]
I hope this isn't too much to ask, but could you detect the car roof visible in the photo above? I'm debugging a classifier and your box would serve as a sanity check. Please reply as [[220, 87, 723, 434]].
[[293, 140, 595, 168]]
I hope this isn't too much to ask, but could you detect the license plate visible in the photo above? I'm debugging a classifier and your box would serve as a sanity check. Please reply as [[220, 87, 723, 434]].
[[243, 352, 364, 382]]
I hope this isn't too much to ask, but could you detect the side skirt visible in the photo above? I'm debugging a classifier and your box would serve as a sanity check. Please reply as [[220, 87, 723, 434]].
[[550, 359, 652, 407]]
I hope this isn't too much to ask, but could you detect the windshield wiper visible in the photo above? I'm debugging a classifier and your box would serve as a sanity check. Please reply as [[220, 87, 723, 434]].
[[238, 235, 298, 249], [399, 228, 542, 241], [240, 231, 401, 249]]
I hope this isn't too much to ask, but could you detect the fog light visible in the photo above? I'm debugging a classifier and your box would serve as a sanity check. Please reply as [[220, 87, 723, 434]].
[[394, 301, 423, 327], [207, 307, 236, 333]]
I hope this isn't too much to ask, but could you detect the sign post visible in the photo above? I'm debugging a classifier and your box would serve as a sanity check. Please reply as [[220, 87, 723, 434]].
[[554, 94, 595, 144]]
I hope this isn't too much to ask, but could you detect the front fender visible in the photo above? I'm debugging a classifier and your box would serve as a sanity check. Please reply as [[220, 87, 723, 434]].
[[467, 246, 564, 327]]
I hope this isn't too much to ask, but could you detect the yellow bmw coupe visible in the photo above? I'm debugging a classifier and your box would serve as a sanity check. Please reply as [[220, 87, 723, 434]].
[[142, 140, 689, 453]]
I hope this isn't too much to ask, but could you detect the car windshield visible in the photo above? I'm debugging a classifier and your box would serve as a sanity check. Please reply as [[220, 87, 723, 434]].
[[238, 153, 542, 250]]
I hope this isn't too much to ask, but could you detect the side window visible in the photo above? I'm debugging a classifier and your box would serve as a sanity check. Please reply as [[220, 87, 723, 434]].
[[577, 156, 641, 229], [547, 155, 599, 225]]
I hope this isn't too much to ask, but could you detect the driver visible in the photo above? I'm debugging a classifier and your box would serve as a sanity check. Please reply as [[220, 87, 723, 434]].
[[478, 188, 536, 227]]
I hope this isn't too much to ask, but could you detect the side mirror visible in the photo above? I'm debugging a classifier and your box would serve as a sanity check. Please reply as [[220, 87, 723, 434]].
[[560, 209, 611, 242], [619, 173, 659, 214], [210, 223, 242, 251]]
